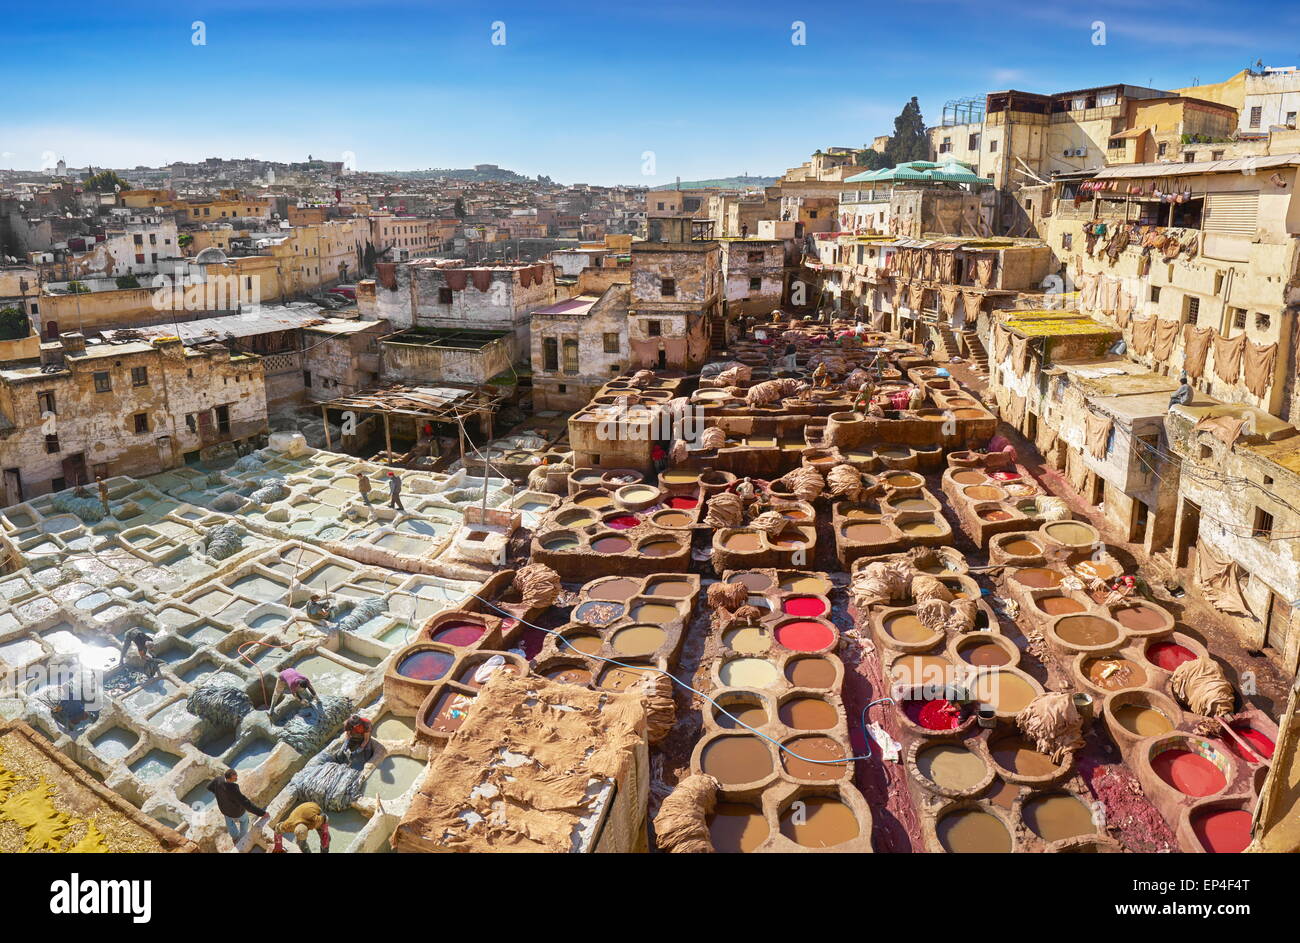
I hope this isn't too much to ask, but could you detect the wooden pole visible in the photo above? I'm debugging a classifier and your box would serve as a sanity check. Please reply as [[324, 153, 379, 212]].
[[322, 406, 332, 450], [383, 411, 393, 463]]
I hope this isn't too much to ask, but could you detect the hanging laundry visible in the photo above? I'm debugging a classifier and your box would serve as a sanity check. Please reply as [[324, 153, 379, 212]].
[[1182, 325, 1213, 379], [1152, 318, 1180, 361], [1210, 332, 1246, 385], [1243, 341, 1278, 400]]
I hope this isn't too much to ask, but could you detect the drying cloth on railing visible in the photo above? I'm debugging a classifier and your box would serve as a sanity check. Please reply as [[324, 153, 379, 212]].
[[1211, 332, 1246, 384], [1078, 272, 1099, 312], [1066, 447, 1091, 493], [961, 290, 983, 324], [1182, 325, 1213, 379], [939, 286, 961, 319], [1170, 657, 1235, 717], [1129, 316, 1155, 356], [975, 254, 994, 287], [1035, 424, 1064, 469], [908, 283, 927, 312], [512, 563, 562, 609], [1194, 537, 1252, 619], [1016, 692, 1085, 765], [1243, 341, 1278, 400], [1153, 318, 1181, 361], [652, 774, 718, 853], [1084, 410, 1113, 460]]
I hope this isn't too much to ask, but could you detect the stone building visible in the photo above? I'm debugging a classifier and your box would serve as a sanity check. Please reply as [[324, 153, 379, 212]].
[[719, 236, 791, 318], [628, 217, 720, 369], [529, 284, 631, 411]]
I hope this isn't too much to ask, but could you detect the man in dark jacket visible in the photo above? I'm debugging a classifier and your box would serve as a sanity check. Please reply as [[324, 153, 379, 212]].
[[208, 769, 268, 844]]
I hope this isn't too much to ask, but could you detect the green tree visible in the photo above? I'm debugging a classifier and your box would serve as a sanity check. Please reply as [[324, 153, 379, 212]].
[[884, 97, 929, 166], [115, 274, 141, 289], [453, 197, 466, 218], [83, 170, 132, 193], [66, 281, 90, 294], [0, 306, 29, 340]]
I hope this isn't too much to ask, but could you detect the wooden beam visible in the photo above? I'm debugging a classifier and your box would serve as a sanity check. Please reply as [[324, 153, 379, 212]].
[[383, 411, 393, 463], [322, 406, 332, 450]]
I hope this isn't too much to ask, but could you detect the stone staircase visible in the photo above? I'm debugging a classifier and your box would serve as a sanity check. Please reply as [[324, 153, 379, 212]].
[[962, 330, 990, 373]]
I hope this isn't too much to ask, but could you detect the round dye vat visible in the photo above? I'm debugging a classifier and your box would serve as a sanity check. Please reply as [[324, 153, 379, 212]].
[[781, 508, 811, 522], [542, 534, 580, 551], [781, 736, 847, 781], [890, 654, 954, 690], [628, 602, 679, 624], [843, 506, 880, 520], [609, 624, 666, 657], [882, 612, 935, 644], [668, 495, 698, 510], [779, 796, 859, 848], [979, 509, 1013, 523], [653, 510, 692, 527], [1192, 808, 1252, 854], [892, 497, 936, 512], [1013, 567, 1063, 589], [715, 700, 769, 730], [1147, 639, 1198, 671], [545, 665, 593, 685], [963, 485, 1007, 501], [701, 736, 774, 785], [937, 809, 1012, 853], [843, 522, 892, 542], [1043, 521, 1097, 547], [575, 495, 613, 509], [775, 620, 835, 652], [640, 539, 681, 558], [745, 595, 773, 613], [780, 574, 832, 595], [1112, 604, 1166, 633], [900, 520, 943, 537], [782, 595, 827, 618], [1002, 537, 1042, 557], [617, 484, 661, 504], [951, 470, 988, 486], [778, 697, 838, 730], [722, 625, 771, 655], [573, 600, 623, 626], [598, 664, 654, 691], [786, 657, 836, 689], [1023, 793, 1097, 842], [1055, 615, 1120, 648], [729, 571, 773, 592], [661, 470, 699, 484], [1037, 595, 1086, 616], [709, 803, 769, 852], [559, 633, 603, 656], [721, 657, 779, 688], [1082, 655, 1147, 691], [883, 472, 923, 489], [645, 578, 693, 598], [429, 621, 486, 647], [904, 699, 963, 731], [1114, 703, 1174, 737], [1152, 747, 1227, 797], [917, 744, 987, 791], [1223, 725, 1275, 762], [396, 649, 454, 682], [991, 736, 1059, 778], [769, 530, 809, 550], [605, 513, 641, 530], [556, 510, 597, 527], [974, 671, 1038, 714], [592, 535, 631, 554], [959, 639, 1012, 668], [1072, 557, 1117, 581], [587, 577, 641, 601]]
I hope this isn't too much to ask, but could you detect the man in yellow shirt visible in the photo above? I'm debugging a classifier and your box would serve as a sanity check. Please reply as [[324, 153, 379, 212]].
[[273, 801, 330, 853]]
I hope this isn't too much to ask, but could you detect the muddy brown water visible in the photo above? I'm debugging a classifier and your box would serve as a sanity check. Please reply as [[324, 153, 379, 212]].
[[778, 697, 838, 730], [1013, 568, 1063, 589], [1083, 656, 1147, 691], [937, 809, 1012, 852], [778, 796, 859, 848], [1113, 703, 1174, 737], [1055, 615, 1120, 647], [1023, 793, 1097, 842], [701, 735, 774, 785], [1037, 595, 1086, 616], [786, 656, 837, 688], [781, 736, 847, 780], [715, 701, 770, 730], [1002, 538, 1042, 557], [709, 803, 770, 852], [917, 744, 987, 791], [960, 640, 1012, 667], [883, 612, 934, 644], [589, 577, 641, 601], [991, 736, 1059, 777]]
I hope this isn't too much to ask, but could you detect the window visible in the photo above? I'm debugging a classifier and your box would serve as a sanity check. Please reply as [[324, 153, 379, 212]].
[[93, 371, 111, 393], [44, 434, 60, 454], [749, 277, 762, 292], [747, 251, 763, 263], [1211, 150, 1225, 161], [185, 414, 197, 433], [1288, 112, 1298, 128], [1249, 106, 1262, 129], [648, 320, 662, 337], [808, 210, 818, 219], [133, 412, 149, 434], [557, 384, 566, 394], [989, 139, 999, 153], [940, 137, 952, 153], [603, 332, 619, 354], [968, 133, 980, 149], [1213, 272, 1225, 295], [1199, 443, 1213, 460], [439, 287, 454, 304], [36, 391, 55, 415], [1157, 142, 1168, 157], [303, 370, 312, 387], [1256, 312, 1271, 330], [1253, 508, 1274, 538], [1061, 233, 1072, 250], [660, 277, 676, 297], [1184, 152, 1195, 163], [131, 366, 148, 387], [1150, 285, 1161, 303], [1184, 296, 1201, 324], [562, 338, 579, 375], [542, 337, 559, 371], [216, 405, 230, 435], [1231, 307, 1247, 330]]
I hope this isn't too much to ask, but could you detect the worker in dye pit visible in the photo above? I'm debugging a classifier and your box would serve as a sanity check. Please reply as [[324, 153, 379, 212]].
[[328, 715, 378, 771], [208, 768, 269, 844], [386, 470, 404, 511], [271, 666, 320, 712], [42, 677, 99, 729], [356, 471, 373, 506], [778, 343, 798, 373], [304, 593, 334, 621], [96, 476, 111, 517], [272, 801, 330, 853], [923, 338, 936, 358], [119, 627, 161, 678]]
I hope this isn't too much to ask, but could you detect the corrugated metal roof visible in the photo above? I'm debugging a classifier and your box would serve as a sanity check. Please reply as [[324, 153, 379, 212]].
[[1094, 153, 1300, 179]]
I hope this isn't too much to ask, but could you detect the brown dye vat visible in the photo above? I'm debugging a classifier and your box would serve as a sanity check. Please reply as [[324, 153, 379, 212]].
[[843, 507, 880, 520], [701, 736, 774, 785], [952, 470, 988, 486], [917, 744, 988, 791], [575, 495, 613, 509], [979, 509, 1013, 523], [780, 575, 832, 595], [730, 572, 773, 592], [1037, 595, 1086, 616], [640, 539, 682, 557], [782, 736, 847, 781], [779, 796, 859, 848], [1002, 538, 1042, 557], [427, 690, 475, 734], [628, 602, 680, 624], [778, 697, 838, 730], [899, 520, 943, 537], [883, 612, 934, 644], [781, 508, 812, 522], [709, 803, 769, 852], [1071, 556, 1117, 581], [722, 625, 771, 654], [561, 633, 603, 655], [598, 664, 655, 691], [991, 736, 1059, 778], [609, 624, 667, 656], [843, 522, 892, 542], [892, 498, 936, 512], [1083, 656, 1147, 691], [1012, 567, 1062, 589], [937, 809, 1012, 853], [1023, 793, 1097, 842], [588, 577, 641, 602], [1112, 604, 1165, 632], [963, 485, 1006, 501], [769, 530, 810, 550], [987, 781, 1019, 810], [645, 578, 693, 598], [715, 701, 770, 730], [953, 408, 984, 418], [890, 654, 954, 689], [654, 510, 693, 527], [724, 532, 763, 552], [545, 665, 594, 685], [977, 671, 1037, 713], [786, 656, 837, 688], [592, 535, 631, 554], [883, 472, 922, 488], [1114, 704, 1174, 737], [1055, 615, 1120, 647], [1044, 521, 1096, 546], [960, 640, 1012, 668]]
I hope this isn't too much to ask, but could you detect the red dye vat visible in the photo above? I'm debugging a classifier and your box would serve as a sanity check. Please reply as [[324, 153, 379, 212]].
[[1152, 749, 1226, 797], [904, 699, 963, 731], [1193, 809, 1252, 854], [606, 514, 641, 530], [782, 596, 827, 617], [1223, 725, 1275, 762], [774, 620, 834, 652], [430, 621, 487, 647], [668, 496, 698, 510], [990, 471, 1021, 482], [1147, 640, 1197, 671]]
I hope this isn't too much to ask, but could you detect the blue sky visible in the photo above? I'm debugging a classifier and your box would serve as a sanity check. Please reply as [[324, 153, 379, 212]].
[[1, 0, 1296, 185]]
